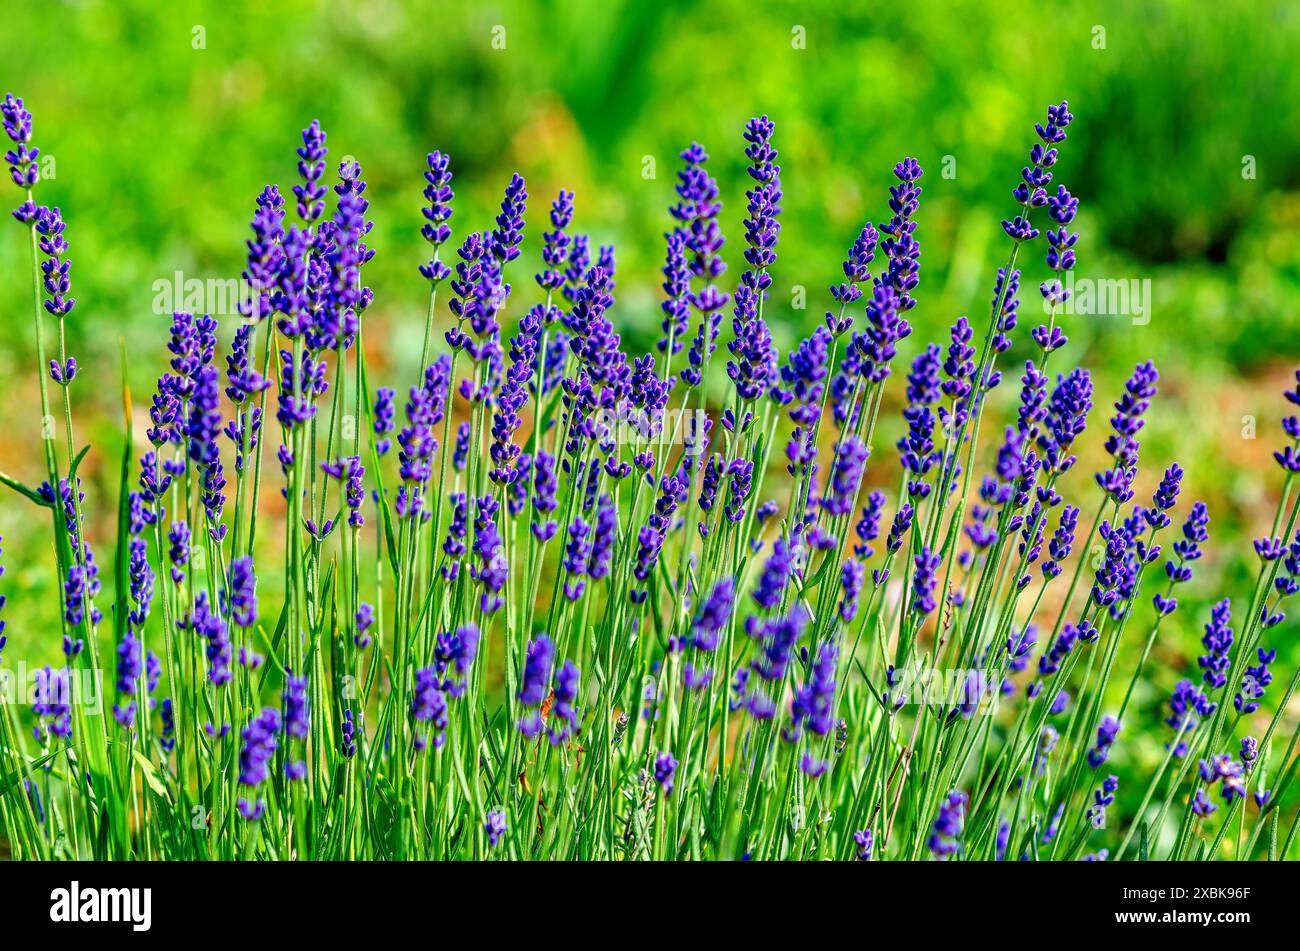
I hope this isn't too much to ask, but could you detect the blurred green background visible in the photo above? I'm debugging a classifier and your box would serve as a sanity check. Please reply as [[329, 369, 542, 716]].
[[1, 0, 1299, 829]]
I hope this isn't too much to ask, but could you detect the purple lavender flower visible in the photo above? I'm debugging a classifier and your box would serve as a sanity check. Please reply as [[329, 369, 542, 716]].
[[898, 403, 938, 500], [824, 436, 870, 515], [629, 472, 687, 603], [113, 626, 142, 727], [282, 670, 309, 740], [517, 635, 555, 737], [282, 669, 309, 778], [853, 490, 886, 560], [654, 751, 678, 796], [691, 577, 734, 653], [1087, 715, 1121, 768], [1199, 753, 1248, 805], [533, 188, 574, 294], [1086, 775, 1118, 829], [853, 829, 874, 861], [1090, 517, 1140, 615], [832, 223, 878, 309], [672, 143, 725, 279], [927, 790, 967, 858], [49, 357, 77, 386], [354, 602, 375, 649], [3, 93, 40, 190], [1264, 530, 1300, 629], [904, 344, 941, 409], [1165, 679, 1215, 756], [0, 537, 6, 659], [1005, 625, 1037, 692], [531, 450, 558, 541], [723, 458, 753, 524], [188, 592, 232, 687], [1275, 370, 1300, 472], [726, 117, 782, 407], [373, 387, 396, 455], [939, 316, 976, 427], [1002, 101, 1073, 243], [411, 666, 449, 751], [548, 660, 581, 744], [315, 160, 374, 352], [854, 284, 912, 385], [697, 454, 724, 529], [1096, 361, 1159, 500], [1145, 463, 1184, 529], [435, 624, 480, 689], [226, 325, 268, 408], [293, 120, 328, 224], [339, 709, 357, 759], [1240, 735, 1259, 773], [489, 173, 528, 264], [1037, 367, 1092, 477], [167, 520, 190, 585], [911, 546, 941, 617], [877, 158, 923, 310], [743, 606, 809, 707], [652, 231, 690, 359], [1040, 504, 1079, 581], [884, 503, 914, 562], [63, 555, 101, 630], [739, 116, 782, 275], [780, 326, 832, 477], [239, 185, 285, 321], [34, 205, 75, 316], [419, 150, 454, 283], [989, 267, 1021, 358], [669, 144, 728, 387], [490, 307, 541, 484], [1036, 183, 1080, 352], [237, 708, 281, 820], [839, 558, 865, 622], [1155, 501, 1210, 615], [158, 698, 175, 754], [567, 268, 619, 383], [1234, 647, 1276, 715], [188, 362, 227, 537], [995, 821, 1010, 861], [1198, 598, 1234, 689], [683, 576, 733, 689], [788, 640, 838, 751], [588, 494, 616, 582], [32, 667, 72, 740], [226, 555, 257, 629], [564, 517, 595, 597], [470, 495, 507, 613], [753, 537, 796, 610], [485, 809, 507, 849]]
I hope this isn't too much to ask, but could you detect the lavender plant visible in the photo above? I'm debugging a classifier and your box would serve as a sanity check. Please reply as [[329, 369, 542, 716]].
[[0, 92, 1296, 862]]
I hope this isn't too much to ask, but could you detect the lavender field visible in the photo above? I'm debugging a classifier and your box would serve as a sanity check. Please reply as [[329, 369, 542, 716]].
[[0, 0, 1297, 866]]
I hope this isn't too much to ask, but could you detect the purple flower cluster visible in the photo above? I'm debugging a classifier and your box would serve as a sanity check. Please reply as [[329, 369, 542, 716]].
[[237, 708, 281, 820], [1198, 598, 1234, 689], [927, 790, 967, 858], [517, 634, 555, 737], [725, 116, 782, 408], [1002, 100, 1073, 243], [1096, 361, 1159, 501]]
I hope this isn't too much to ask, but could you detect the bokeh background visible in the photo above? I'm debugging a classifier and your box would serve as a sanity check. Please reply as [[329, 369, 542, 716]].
[[2, 0, 1299, 829]]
